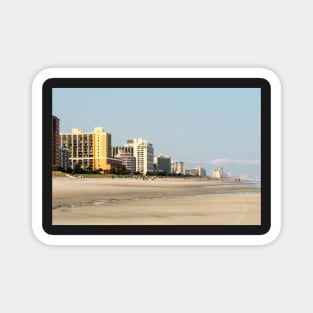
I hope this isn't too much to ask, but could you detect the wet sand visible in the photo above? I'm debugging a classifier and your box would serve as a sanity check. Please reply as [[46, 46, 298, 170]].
[[52, 177, 261, 225]]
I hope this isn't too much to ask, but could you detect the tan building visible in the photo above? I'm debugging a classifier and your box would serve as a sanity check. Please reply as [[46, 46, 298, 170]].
[[171, 161, 185, 175], [212, 166, 224, 179], [113, 147, 136, 173], [186, 166, 206, 177], [60, 127, 112, 171]]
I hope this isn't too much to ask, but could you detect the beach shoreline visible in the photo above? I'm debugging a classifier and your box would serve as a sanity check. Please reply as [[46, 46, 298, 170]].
[[52, 176, 261, 225]]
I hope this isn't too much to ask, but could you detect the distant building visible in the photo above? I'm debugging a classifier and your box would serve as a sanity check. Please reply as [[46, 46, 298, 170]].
[[212, 167, 224, 179], [171, 161, 185, 175], [224, 171, 232, 178], [186, 166, 206, 177], [125, 138, 154, 174], [52, 116, 60, 167], [107, 157, 123, 171], [112, 146, 134, 157], [60, 127, 113, 171], [113, 146, 136, 173], [93, 127, 112, 170], [154, 154, 171, 175]]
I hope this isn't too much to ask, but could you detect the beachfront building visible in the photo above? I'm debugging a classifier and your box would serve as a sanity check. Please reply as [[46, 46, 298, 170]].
[[186, 166, 206, 177], [93, 127, 112, 170], [59, 147, 70, 170], [52, 115, 60, 167], [112, 146, 134, 157], [171, 161, 186, 175], [60, 127, 114, 171], [153, 154, 171, 175], [224, 171, 232, 178], [212, 166, 224, 179], [125, 138, 154, 174], [113, 146, 136, 173]]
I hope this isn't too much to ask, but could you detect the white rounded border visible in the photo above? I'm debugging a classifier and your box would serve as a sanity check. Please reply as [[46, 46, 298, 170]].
[[32, 67, 281, 245]]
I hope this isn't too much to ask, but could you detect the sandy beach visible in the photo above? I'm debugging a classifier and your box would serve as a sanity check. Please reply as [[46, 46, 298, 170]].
[[52, 176, 261, 225]]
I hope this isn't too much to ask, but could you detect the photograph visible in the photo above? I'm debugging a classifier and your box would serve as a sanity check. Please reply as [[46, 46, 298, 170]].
[[51, 87, 261, 226]]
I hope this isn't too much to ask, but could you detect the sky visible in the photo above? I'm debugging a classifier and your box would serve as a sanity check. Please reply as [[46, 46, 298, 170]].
[[52, 88, 261, 177]]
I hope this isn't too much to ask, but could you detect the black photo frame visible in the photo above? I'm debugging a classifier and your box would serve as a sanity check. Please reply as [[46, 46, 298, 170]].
[[42, 77, 270, 236]]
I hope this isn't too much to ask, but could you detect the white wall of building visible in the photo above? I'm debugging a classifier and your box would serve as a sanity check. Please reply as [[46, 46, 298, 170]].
[[127, 138, 154, 174]]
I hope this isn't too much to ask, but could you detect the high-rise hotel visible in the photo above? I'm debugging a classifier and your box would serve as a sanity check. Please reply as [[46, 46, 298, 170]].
[[125, 138, 154, 174], [171, 161, 186, 175], [113, 146, 136, 173], [154, 154, 171, 175], [60, 127, 113, 171]]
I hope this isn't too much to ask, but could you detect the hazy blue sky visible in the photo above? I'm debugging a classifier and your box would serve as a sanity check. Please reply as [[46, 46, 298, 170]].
[[52, 88, 261, 177]]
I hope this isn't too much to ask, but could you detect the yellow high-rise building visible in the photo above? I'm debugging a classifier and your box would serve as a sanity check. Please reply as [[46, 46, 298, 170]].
[[93, 127, 112, 171], [60, 127, 112, 171]]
